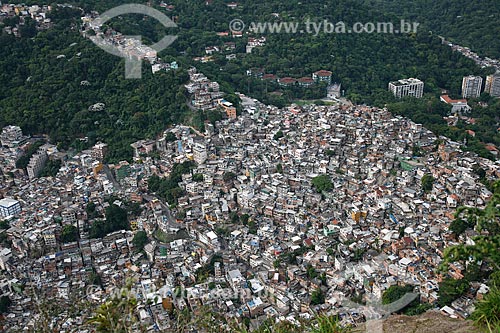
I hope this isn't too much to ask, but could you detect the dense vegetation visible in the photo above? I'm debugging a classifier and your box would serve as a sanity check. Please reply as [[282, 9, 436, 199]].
[[382, 285, 432, 316], [421, 174, 435, 193], [147, 161, 195, 205], [89, 204, 129, 239], [441, 180, 500, 331], [312, 174, 333, 193], [132, 230, 148, 252], [0, 5, 190, 163], [0, 295, 11, 314], [60, 224, 79, 243], [2, 0, 499, 161], [14, 141, 42, 169], [471, 273, 500, 331], [39, 159, 62, 178], [166, 0, 493, 104], [359, 0, 500, 59], [437, 278, 470, 308]]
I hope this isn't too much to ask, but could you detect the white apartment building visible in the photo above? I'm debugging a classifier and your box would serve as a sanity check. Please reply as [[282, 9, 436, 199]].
[[485, 73, 500, 97], [388, 78, 424, 98], [0, 198, 21, 217], [27, 146, 48, 179], [462, 75, 483, 98], [192, 142, 207, 164]]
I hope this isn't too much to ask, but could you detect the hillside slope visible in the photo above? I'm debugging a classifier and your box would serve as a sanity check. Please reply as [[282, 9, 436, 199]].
[[359, 0, 500, 58], [354, 311, 480, 333]]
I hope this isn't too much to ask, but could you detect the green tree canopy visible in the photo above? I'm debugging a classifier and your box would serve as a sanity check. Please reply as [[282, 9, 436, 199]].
[[60, 225, 79, 243], [312, 174, 333, 193], [421, 174, 435, 193], [132, 231, 148, 252]]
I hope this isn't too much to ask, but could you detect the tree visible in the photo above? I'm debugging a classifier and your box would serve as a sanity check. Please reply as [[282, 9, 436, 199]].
[[147, 162, 195, 205], [311, 287, 325, 305], [132, 231, 148, 252], [306, 264, 318, 279], [311, 314, 350, 333], [449, 218, 471, 237], [89, 279, 142, 333], [39, 159, 62, 177], [89, 220, 107, 239], [60, 225, 78, 243], [438, 278, 469, 307], [312, 174, 333, 193], [89, 204, 129, 239], [105, 205, 129, 231], [240, 214, 250, 225], [229, 211, 240, 224], [421, 174, 435, 193], [0, 220, 9, 230], [441, 180, 500, 272], [86, 202, 100, 219], [125, 201, 142, 217], [0, 295, 11, 313], [223, 171, 236, 182], [441, 181, 500, 331], [248, 220, 257, 235], [192, 173, 204, 182], [165, 132, 176, 142], [382, 285, 431, 315], [382, 285, 414, 305], [273, 130, 284, 140]]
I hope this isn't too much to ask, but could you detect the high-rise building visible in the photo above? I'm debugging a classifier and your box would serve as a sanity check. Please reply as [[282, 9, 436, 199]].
[[485, 73, 500, 97], [192, 142, 207, 164], [0, 198, 21, 217], [27, 145, 48, 179], [461, 75, 483, 98], [388, 78, 424, 98]]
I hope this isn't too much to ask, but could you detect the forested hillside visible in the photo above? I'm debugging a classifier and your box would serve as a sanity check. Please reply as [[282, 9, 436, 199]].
[[1, 0, 498, 161], [359, 0, 500, 59], [0, 6, 190, 162]]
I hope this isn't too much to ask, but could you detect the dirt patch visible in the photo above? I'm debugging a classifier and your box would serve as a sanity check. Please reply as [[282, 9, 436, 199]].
[[353, 310, 480, 333]]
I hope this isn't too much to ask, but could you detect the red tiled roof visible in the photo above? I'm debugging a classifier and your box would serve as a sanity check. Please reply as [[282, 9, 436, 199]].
[[262, 74, 277, 80], [298, 77, 314, 83], [314, 70, 332, 77], [485, 144, 499, 152], [279, 77, 296, 84], [440, 95, 467, 104]]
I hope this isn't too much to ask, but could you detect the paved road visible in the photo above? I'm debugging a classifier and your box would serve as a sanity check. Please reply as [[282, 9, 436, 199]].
[[103, 164, 122, 191], [142, 193, 181, 228]]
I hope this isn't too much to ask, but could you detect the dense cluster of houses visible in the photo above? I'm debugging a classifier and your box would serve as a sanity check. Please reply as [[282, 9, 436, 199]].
[[442, 37, 500, 72], [0, 89, 498, 330], [0, 3, 52, 36], [81, 12, 179, 75], [1, 3, 499, 331]]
